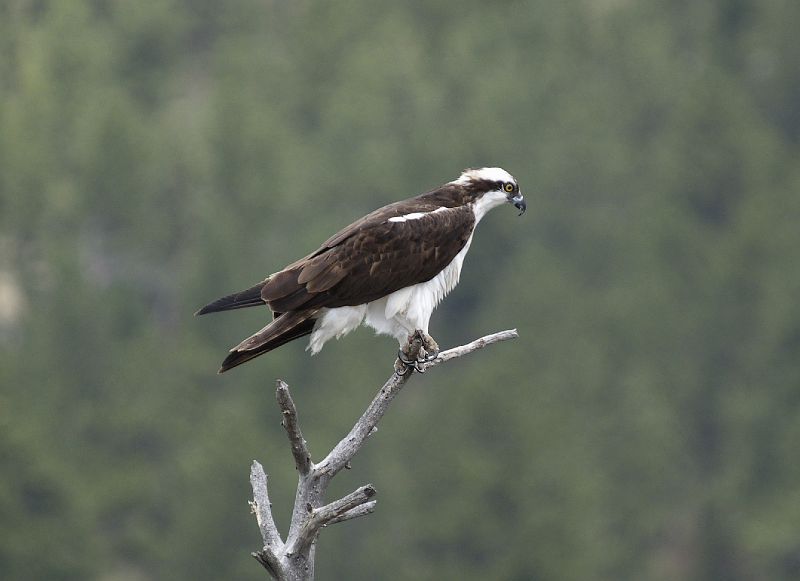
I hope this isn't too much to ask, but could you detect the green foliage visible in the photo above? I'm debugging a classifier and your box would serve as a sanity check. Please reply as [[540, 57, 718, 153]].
[[1, 0, 799, 579]]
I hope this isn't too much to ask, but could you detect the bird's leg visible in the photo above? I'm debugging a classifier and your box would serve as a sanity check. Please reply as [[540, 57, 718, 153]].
[[394, 331, 426, 375], [394, 330, 439, 375]]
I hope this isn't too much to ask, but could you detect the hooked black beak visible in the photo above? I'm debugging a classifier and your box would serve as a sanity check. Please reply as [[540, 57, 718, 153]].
[[510, 193, 526, 216]]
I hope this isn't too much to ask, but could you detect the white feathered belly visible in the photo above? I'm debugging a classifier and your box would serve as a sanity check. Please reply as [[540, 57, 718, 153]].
[[307, 235, 473, 353]]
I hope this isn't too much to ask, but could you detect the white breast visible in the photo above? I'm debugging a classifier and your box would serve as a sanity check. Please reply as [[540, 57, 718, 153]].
[[364, 233, 474, 342]]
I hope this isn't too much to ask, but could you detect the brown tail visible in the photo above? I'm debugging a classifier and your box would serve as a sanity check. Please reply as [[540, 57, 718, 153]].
[[218, 310, 318, 373]]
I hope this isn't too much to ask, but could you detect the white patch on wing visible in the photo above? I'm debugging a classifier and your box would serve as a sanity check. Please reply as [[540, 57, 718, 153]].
[[388, 207, 448, 223]]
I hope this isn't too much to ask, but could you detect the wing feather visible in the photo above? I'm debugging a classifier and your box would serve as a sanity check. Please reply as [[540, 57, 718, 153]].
[[255, 203, 475, 314], [261, 269, 301, 301], [305, 263, 347, 293]]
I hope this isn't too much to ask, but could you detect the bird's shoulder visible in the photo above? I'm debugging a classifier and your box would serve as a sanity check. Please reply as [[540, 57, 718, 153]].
[[318, 196, 451, 250]]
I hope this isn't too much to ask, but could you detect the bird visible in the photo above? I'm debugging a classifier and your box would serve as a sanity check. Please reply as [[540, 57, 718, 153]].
[[196, 167, 526, 374]]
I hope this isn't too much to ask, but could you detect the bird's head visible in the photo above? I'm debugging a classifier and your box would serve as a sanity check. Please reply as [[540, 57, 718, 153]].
[[449, 167, 526, 221]]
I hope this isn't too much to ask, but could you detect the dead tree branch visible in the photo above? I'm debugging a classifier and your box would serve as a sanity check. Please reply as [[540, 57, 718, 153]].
[[276, 382, 311, 476], [249, 328, 518, 580]]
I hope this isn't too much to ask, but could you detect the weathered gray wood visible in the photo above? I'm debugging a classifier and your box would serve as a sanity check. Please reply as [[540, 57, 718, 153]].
[[249, 461, 286, 579], [249, 329, 519, 580], [276, 380, 311, 476]]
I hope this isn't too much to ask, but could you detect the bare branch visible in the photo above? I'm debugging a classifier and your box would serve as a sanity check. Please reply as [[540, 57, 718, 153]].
[[276, 380, 312, 475], [428, 328, 519, 368], [316, 373, 410, 477], [249, 329, 519, 579], [316, 329, 519, 477], [252, 550, 282, 580], [312, 484, 377, 528], [250, 461, 285, 577], [289, 485, 377, 557], [325, 501, 377, 526]]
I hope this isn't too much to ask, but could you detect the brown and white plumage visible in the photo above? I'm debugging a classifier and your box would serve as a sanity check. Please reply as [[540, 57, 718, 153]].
[[196, 167, 526, 372]]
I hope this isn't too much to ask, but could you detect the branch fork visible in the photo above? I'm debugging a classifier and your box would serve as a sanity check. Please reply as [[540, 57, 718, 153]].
[[249, 329, 518, 580]]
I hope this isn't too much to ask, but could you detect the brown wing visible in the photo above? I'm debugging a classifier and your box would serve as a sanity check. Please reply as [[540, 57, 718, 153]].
[[261, 204, 475, 313]]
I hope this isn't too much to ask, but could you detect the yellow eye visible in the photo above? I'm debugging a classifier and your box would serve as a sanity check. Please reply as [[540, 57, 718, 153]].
[[504, 183, 514, 193]]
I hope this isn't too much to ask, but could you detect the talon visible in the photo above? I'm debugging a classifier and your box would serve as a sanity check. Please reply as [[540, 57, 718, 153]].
[[413, 360, 426, 374], [397, 348, 415, 365], [394, 361, 412, 376], [395, 350, 414, 376], [422, 348, 439, 363]]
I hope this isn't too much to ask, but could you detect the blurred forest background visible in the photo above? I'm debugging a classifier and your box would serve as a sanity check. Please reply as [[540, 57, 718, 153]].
[[1, 0, 799, 579]]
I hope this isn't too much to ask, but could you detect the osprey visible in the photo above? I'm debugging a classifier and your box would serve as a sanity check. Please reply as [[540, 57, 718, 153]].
[[197, 167, 526, 373]]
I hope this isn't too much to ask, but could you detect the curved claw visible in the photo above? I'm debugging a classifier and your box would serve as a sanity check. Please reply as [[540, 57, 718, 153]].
[[413, 360, 426, 374], [395, 349, 414, 376], [421, 350, 439, 363], [397, 348, 415, 365]]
